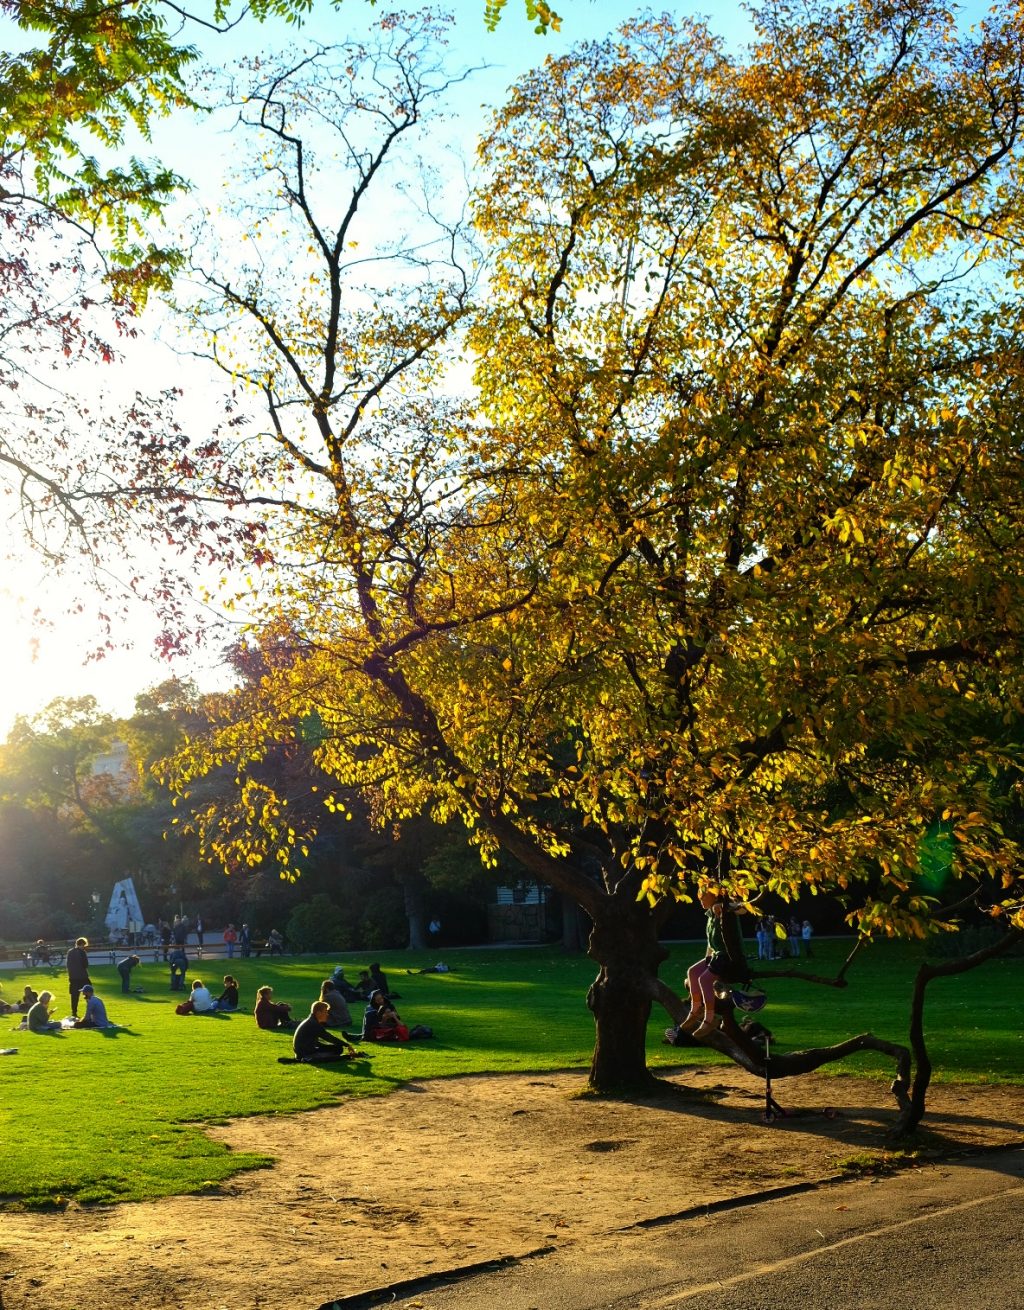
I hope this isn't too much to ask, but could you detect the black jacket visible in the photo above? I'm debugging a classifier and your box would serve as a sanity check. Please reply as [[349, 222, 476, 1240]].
[[292, 1015, 345, 1060]]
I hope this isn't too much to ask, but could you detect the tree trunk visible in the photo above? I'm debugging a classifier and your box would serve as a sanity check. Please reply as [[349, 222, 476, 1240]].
[[903, 926, 1024, 1135], [400, 875, 427, 951], [561, 891, 587, 953], [586, 905, 668, 1092]]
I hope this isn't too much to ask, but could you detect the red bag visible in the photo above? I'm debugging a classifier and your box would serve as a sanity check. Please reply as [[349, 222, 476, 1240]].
[[175, 1000, 194, 1015]]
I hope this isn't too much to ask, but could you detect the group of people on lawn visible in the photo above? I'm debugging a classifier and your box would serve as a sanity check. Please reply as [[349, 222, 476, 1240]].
[[3, 937, 143, 1032], [8, 938, 433, 1059], [255, 962, 433, 1063]]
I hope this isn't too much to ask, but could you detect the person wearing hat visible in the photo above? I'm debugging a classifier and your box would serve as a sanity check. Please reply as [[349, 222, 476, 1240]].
[[330, 966, 362, 1003], [66, 937, 91, 1019], [75, 984, 112, 1029]]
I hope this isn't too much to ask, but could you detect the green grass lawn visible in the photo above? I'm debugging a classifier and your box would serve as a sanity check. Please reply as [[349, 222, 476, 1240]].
[[1, 937, 1021, 1208]]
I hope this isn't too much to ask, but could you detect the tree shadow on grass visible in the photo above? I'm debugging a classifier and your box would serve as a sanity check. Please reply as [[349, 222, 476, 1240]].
[[276, 1055, 400, 1088]]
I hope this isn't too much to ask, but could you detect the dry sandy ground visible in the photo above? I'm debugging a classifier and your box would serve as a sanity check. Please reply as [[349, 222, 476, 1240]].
[[1, 1067, 1022, 1310]]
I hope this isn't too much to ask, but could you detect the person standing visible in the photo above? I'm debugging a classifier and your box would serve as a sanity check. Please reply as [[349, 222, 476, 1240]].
[[172, 916, 187, 947], [117, 954, 141, 994], [66, 937, 91, 1020], [168, 946, 188, 991], [159, 919, 172, 961], [223, 924, 238, 959], [195, 916, 204, 949], [239, 923, 252, 959], [802, 919, 814, 958]]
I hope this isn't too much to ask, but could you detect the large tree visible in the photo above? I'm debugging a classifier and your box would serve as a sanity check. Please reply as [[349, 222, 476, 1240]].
[[163, 1, 1024, 1114]]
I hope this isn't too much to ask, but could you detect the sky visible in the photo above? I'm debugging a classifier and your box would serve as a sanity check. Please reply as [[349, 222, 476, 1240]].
[[0, 0, 995, 739], [1, 0, 753, 739]]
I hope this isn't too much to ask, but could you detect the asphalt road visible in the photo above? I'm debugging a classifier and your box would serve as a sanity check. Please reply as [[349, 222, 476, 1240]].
[[330, 1148, 1024, 1310]]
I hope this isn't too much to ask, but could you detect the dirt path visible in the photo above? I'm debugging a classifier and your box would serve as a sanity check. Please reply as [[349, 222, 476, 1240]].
[[1, 1068, 1021, 1310]]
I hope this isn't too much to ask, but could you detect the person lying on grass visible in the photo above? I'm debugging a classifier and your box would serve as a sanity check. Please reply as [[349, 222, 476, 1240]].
[[292, 1001, 360, 1063], [75, 984, 113, 1029]]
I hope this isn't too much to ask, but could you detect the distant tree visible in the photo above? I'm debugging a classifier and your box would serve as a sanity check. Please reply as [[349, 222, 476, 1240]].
[[286, 892, 352, 952]]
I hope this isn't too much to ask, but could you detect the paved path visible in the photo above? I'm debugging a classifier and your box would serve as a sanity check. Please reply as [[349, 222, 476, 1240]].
[[326, 1148, 1024, 1310]]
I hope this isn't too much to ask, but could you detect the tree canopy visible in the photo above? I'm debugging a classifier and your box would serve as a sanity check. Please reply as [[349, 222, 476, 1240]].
[[133, 0, 1024, 1106]]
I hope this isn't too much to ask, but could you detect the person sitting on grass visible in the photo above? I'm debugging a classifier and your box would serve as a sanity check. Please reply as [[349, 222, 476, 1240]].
[[16, 986, 38, 1013], [75, 984, 112, 1029], [191, 979, 218, 1013], [176, 978, 217, 1015], [330, 967, 362, 1002], [215, 976, 240, 1011], [319, 978, 352, 1029], [254, 985, 294, 1029], [360, 989, 409, 1041], [368, 962, 398, 999], [26, 991, 61, 1032], [292, 1001, 359, 1063], [117, 954, 142, 994]]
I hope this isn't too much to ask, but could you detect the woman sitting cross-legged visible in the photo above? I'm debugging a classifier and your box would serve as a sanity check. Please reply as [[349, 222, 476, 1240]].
[[254, 985, 294, 1029]]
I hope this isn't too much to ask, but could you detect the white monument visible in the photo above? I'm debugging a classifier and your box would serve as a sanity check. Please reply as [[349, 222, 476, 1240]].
[[104, 877, 145, 942]]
